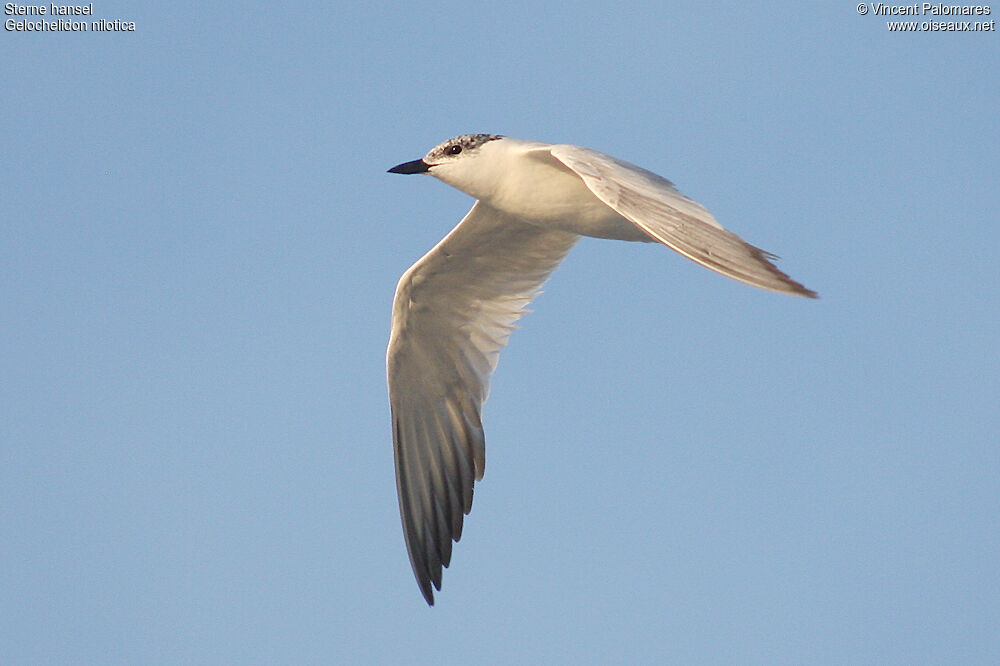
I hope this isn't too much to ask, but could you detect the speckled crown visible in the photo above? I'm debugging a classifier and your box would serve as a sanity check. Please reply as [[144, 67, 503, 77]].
[[426, 134, 504, 159]]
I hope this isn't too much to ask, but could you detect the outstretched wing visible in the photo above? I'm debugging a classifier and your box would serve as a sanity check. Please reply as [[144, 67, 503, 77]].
[[388, 201, 578, 604], [550, 144, 816, 297]]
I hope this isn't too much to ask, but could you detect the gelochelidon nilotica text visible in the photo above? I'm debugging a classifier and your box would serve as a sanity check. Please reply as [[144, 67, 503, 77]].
[[387, 133, 816, 605]]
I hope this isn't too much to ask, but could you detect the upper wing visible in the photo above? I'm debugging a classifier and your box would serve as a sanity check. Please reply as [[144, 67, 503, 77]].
[[388, 201, 578, 604], [550, 144, 817, 297]]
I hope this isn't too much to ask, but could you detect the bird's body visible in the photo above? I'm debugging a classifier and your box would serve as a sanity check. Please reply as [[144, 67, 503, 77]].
[[434, 137, 648, 240], [387, 134, 815, 605]]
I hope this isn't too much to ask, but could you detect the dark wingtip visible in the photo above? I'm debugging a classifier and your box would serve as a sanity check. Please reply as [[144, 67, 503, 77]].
[[787, 281, 819, 299], [420, 582, 435, 606], [788, 277, 819, 299]]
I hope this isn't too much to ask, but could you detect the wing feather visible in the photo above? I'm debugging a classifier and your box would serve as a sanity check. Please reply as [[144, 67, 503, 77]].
[[388, 201, 578, 604], [550, 144, 817, 297]]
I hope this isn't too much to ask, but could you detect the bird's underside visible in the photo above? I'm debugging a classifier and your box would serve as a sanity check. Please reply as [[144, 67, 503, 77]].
[[387, 135, 816, 604]]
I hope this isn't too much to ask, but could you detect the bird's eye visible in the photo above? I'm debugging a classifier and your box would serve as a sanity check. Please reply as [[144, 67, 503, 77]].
[[446, 145, 462, 155]]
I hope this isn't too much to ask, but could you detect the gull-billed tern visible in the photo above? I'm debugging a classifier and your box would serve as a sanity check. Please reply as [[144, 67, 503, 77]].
[[387, 133, 816, 605]]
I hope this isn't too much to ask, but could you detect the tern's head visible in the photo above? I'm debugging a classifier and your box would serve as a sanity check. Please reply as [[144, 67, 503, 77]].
[[388, 133, 506, 195]]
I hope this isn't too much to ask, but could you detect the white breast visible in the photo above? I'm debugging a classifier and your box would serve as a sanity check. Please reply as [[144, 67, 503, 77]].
[[485, 143, 652, 242]]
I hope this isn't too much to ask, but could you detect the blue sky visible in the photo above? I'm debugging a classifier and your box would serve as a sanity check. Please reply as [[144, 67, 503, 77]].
[[2, 2, 998, 663]]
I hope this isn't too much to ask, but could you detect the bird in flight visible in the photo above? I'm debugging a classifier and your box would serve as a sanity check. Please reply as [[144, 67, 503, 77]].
[[387, 134, 816, 605]]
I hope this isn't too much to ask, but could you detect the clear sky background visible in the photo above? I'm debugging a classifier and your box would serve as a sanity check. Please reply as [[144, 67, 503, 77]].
[[2, 2, 998, 664]]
